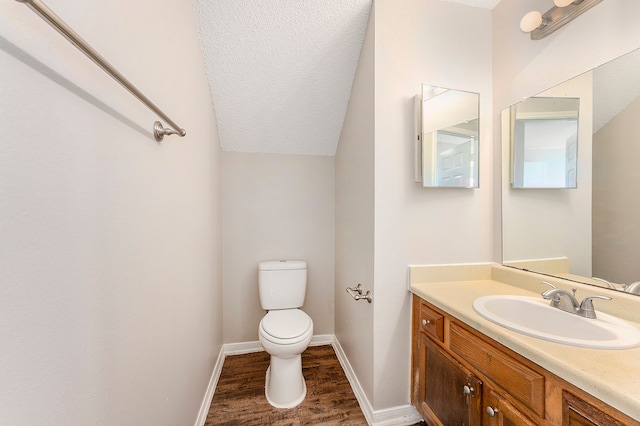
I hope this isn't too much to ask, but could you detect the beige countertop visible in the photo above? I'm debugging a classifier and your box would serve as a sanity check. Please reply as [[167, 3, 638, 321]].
[[409, 264, 640, 421]]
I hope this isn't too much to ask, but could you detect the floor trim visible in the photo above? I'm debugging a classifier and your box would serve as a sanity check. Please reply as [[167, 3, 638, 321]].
[[194, 334, 422, 426], [193, 345, 225, 426], [330, 337, 375, 425]]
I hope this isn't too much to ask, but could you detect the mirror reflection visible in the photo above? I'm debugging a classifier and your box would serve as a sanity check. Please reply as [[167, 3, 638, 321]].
[[510, 97, 579, 189], [502, 47, 640, 296], [420, 84, 479, 188]]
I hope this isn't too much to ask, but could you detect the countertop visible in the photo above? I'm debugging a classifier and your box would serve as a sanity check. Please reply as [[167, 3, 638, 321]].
[[410, 277, 640, 420]]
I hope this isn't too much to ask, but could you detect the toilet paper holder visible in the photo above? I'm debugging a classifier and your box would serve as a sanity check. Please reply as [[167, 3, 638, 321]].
[[346, 283, 372, 303]]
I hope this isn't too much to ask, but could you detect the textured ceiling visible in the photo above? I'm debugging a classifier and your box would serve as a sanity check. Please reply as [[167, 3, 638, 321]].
[[192, 0, 372, 156], [593, 48, 640, 133], [441, 0, 502, 9]]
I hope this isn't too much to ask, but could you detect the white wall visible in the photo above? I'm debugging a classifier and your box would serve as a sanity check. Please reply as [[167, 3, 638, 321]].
[[0, 1, 223, 425], [221, 152, 335, 343], [373, 0, 493, 410], [593, 95, 640, 283], [492, 0, 640, 264], [335, 2, 376, 406], [337, 0, 493, 413], [502, 72, 593, 277]]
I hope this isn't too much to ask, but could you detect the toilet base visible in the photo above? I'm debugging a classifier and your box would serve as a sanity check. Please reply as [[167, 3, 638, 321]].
[[264, 355, 307, 409]]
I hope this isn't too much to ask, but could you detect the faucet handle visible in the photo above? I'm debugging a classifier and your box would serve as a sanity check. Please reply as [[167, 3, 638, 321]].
[[540, 281, 558, 297], [579, 295, 612, 319]]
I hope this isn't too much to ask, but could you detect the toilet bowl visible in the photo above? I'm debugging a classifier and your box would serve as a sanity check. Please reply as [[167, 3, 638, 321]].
[[258, 308, 313, 408]]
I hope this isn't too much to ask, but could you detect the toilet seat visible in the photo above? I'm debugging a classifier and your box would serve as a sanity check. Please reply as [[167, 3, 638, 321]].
[[260, 309, 312, 344]]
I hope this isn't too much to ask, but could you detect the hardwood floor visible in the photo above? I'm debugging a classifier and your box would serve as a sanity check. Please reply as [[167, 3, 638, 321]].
[[205, 345, 367, 425], [205, 344, 427, 425]]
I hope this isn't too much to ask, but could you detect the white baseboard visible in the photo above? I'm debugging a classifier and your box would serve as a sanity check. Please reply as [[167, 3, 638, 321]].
[[193, 345, 225, 426], [222, 334, 335, 356], [331, 338, 422, 426], [194, 334, 421, 426], [371, 405, 423, 426], [331, 338, 375, 425]]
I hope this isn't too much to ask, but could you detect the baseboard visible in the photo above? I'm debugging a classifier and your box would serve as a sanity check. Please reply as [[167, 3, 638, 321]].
[[222, 340, 262, 355], [331, 338, 375, 425], [371, 404, 423, 425], [331, 338, 422, 426], [222, 334, 335, 356], [193, 345, 226, 426], [194, 334, 421, 426]]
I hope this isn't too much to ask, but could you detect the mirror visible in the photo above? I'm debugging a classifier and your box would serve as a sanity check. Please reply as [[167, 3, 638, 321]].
[[502, 47, 640, 296], [419, 84, 479, 188], [510, 97, 580, 189]]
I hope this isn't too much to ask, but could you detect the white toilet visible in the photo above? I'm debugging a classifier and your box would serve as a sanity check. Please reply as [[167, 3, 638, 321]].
[[258, 260, 314, 409]]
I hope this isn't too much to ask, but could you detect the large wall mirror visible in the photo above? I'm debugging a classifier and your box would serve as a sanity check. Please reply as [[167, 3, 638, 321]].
[[418, 84, 479, 188], [502, 47, 640, 296]]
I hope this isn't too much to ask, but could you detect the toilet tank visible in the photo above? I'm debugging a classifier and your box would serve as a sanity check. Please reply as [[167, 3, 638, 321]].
[[258, 260, 307, 310]]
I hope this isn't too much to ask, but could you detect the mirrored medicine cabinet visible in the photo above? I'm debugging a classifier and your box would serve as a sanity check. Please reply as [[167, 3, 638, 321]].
[[509, 97, 580, 189], [502, 46, 640, 299], [415, 84, 479, 188]]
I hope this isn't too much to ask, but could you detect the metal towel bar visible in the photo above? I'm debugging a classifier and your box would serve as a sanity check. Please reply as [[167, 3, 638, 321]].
[[346, 284, 372, 303], [16, 0, 187, 141]]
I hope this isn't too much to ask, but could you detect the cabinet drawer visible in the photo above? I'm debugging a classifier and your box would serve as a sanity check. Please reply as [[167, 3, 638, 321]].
[[419, 303, 444, 342], [450, 322, 545, 418]]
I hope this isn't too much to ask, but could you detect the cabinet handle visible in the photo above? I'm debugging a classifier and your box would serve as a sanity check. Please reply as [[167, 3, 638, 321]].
[[422, 319, 431, 326], [463, 385, 474, 395], [486, 406, 499, 417]]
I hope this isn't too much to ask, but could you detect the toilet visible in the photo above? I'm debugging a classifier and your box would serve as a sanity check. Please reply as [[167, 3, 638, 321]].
[[258, 260, 314, 409]]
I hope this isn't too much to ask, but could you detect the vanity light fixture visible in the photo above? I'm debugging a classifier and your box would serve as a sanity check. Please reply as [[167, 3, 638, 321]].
[[520, 0, 603, 40]]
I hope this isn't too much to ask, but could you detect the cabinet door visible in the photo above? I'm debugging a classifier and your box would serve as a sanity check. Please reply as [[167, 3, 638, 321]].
[[563, 391, 630, 426], [485, 390, 536, 426], [419, 334, 482, 426]]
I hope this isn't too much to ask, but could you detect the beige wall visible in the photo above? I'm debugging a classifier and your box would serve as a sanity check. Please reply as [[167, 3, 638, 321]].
[[335, 1, 376, 407], [593, 95, 640, 283], [221, 152, 335, 343], [0, 0, 223, 424]]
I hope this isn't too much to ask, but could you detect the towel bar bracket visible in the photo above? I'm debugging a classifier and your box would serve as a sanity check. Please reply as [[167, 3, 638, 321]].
[[346, 283, 372, 303]]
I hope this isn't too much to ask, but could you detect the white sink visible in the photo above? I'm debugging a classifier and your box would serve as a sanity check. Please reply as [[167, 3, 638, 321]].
[[472, 295, 640, 349]]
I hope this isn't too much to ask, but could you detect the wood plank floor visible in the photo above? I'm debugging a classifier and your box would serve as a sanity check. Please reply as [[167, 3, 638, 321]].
[[205, 345, 367, 425], [205, 344, 426, 426]]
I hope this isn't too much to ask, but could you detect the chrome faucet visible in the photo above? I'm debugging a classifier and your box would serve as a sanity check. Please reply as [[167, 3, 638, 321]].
[[540, 281, 611, 319], [625, 281, 640, 295], [591, 277, 617, 289]]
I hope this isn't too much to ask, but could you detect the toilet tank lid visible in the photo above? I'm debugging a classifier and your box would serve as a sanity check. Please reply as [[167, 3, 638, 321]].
[[259, 260, 307, 271]]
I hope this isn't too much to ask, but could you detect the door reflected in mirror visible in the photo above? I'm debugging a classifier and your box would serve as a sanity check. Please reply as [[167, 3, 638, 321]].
[[510, 97, 579, 189], [420, 84, 479, 188]]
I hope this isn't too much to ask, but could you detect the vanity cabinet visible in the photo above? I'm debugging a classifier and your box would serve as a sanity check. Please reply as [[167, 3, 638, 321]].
[[411, 295, 640, 426], [562, 391, 631, 426], [417, 331, 482, 425]]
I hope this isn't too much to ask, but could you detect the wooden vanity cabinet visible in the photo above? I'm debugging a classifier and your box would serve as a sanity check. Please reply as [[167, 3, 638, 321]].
[[562, 390, 632, 426], [485, 389, 537, 426], [411, 295, 640, 426], [417, 331, 483, 425]]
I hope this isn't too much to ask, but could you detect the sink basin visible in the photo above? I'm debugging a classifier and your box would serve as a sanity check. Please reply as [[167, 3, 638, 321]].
[[472, 295, 640, 349]]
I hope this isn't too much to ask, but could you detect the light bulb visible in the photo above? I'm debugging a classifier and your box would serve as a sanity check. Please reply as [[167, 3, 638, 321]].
[[554, 0, 575, 7], [520, 10, 543, 33]]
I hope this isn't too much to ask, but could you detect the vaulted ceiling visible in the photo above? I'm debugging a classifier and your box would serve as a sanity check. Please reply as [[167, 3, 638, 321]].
[[190, 0, 501, 156]]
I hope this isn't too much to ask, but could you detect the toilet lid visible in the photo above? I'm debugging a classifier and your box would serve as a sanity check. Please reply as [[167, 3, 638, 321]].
[[261, 310, 312, 340]]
